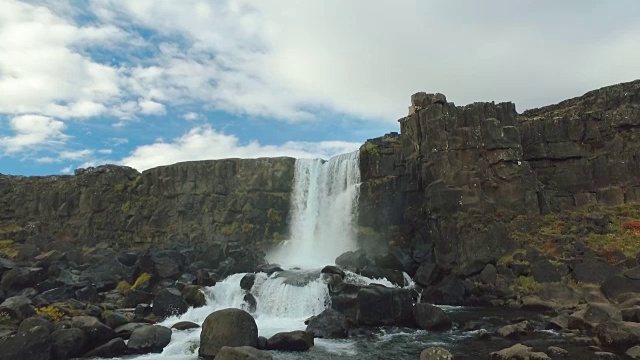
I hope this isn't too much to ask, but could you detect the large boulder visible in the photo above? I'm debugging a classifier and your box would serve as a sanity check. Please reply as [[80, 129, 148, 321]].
[[136, 250, 182, 279], [414, 303, 452, 331], [267, 330, 314, 352], [33, 286, 76, 307], [601, 276, 640, 301], [79, 258, 135, 285], [595, 321, 640, 350], [414, 263, 441, 287], [356, 285, 413, 326], [240, 273, 256, 291], [124, 289, 154, 308], [305, 308, 348, 339], [0, 296, 35, 320], [497, 321, 532, 339], [216, 346, 273, 360], [568, 303, 622, 330], [199, 308, 258, 358], [70, 316, 116, 349], [0, 326, 51, 360], [51, 328, 87, 360], [490, 343, 550, 360], [182, 285, 207, 308], [127, 325, 172, 354], [152, 288, 189, 317], [18, 317, 53, 334], [420, 347, 455, 360], [335, 250, 371, 271], [82, 337, 128, 358], [1, 267, 47, 295]]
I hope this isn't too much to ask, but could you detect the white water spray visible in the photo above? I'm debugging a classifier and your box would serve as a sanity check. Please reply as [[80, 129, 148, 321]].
[[268, 151, 361, 267]]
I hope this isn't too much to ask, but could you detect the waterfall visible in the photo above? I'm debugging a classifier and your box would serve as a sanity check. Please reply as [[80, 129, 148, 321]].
[[267, 151, 361, 268]]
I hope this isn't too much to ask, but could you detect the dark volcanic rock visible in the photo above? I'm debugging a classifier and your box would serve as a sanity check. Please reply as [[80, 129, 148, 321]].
[[267, 330, 314, 352], [321, 265, 345, 278], [0, 326, 51, 360], [71, 316, 115, 349], [199, 308, 258, 358], [51, 328, 87, 360], [243, 293, 257, 313], [595, 321, 640, 350], [240, 273, 256, 291], [414, 263, 441, 287], [182, 285, 207, 308], [114, 322, 147, 339], [33, 286, 76, 307], [305, 309, 348, 339], [152, 288, 188, 317], [124, 289, 154, 308], [171, 321, 200, 330], [0, 295, 35, 320], [356, 285, 413, 326], [572, 258, 620, 284], [18, 317, 53, 334], [358, 266, 404, 286], [216, 346, 273, 360], [335, 250, 371, 271], [82, 337, 127, 358], [104, 311, 131, 329], [1, 267, 47, 295], [413, 303, 452, 331], [602, 276, 640, 301], [127, 325, 172, 354]]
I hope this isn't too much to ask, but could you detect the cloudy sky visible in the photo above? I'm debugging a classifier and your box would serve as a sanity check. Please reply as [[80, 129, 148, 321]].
[[1, 0, 638, 175]]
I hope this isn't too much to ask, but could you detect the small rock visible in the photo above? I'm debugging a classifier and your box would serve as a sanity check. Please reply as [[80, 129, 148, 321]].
[[414, 303, 452, 331], [240, 274, 256, 291], [306, 309, 348, 339], [490, 343, 550, 360], [171, 321, 200, 330], [626, 345, 640, 359], [127, 325, 172, 354], [547, 346, 568, 359], [594, 352, 620, 360], [321, 265, 345, 278], [104, 311, 131, 329], [497, 321, 531, 339], [114, 322, 147, 339], [420, 346, 454, 360], [243, 293, 257, 313], [51, 328, 87, 360], [182, 285, 207, 308], [82, 337, 127, 358]]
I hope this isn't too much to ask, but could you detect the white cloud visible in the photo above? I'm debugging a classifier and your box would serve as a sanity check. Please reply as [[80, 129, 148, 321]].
[[138, 99, 166, 115], [98, 148, 113, 154], [60, 165, 73, 174], [107, 137, 129, 146], [0, 114, 69, 153], [183, 112, 199, 121], [120, 125, 361, 171]]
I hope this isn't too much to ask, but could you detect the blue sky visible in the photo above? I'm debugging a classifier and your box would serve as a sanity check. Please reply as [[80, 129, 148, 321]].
[[1, 0, 639, 175]]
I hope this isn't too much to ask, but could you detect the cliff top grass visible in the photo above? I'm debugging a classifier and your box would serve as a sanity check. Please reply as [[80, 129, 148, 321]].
[[509, 202, 640, 261]]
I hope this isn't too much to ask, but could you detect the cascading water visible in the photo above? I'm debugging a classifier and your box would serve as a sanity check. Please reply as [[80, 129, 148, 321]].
[[267, 151, 361, 267]]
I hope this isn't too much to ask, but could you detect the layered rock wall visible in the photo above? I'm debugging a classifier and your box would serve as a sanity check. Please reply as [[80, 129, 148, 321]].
[[358, 80, 640, 269], [0, 158, 295, 251]]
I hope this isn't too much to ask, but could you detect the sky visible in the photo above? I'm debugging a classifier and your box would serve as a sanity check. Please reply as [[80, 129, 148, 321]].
[[0, 1, 639, 175]]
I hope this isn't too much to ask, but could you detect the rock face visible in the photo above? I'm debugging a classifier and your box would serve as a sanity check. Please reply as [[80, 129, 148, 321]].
[[0, 158, 294, 251], [358, 80, 640, 281], [199, 308, 258, 358]]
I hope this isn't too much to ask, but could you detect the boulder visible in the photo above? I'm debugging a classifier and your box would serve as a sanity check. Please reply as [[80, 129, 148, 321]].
[[136, 250, 181, 279], [103, 311, 130, 329], [414, 303, 452, 331], [420, 347, 455, 360], [490, 343, 551, 360], [356, 286, 414, 326], [480, 264, 498, 284], [414, 263, 441, 287], [124, 289, 154, 308], [305, 308, 348, 339], [196, 269, 217, 287], [595, 321, 640, 350], [626, 346, 640, 359], [568, 303, 622, 330], [33, 286, 76, 307], [1, 267, 47, 295], [127, 325, 172, 354], [267, 330, 314, 352], [546, 346, 568, 359], [421, 275, 467, 305], [18, 317, 54, 334], [593, 352, 620, 360], [572, 258, 620, 284], [497, 321, 531, 339], [114, 322, 147, 339], [335, 250, 371, 271], [79, 258, 135, 285], [531, 260, 564, 283], [51, 328, 87, 360], [152, 288, 189, 317], [601, 276, 640, 301], [216, 346, 273, 360], [622, 306, 640, 322], [182, 285, 207, 308], [71, 316, 115, 349], [75, 285, 99, 303], [171, 321, 200, 330], [82, 337, 127, 358], [199, 308, 258, 358], [321, 265, 345, 278], [0, 325, 51, 360], [240, 273, 256, 291], [358, 266, 404, 286], [0, 296, 35, 320], [243, 293, 257, 313]]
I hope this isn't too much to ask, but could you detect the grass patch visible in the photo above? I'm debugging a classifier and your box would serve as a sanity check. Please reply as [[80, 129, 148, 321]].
[[360, 142, 380, 156], [497, 248, 527, 265], [510, 276, 541, 293], [116, 280, 132, 295], [35, 305, 65, 321], [131, 273, 151, 290]]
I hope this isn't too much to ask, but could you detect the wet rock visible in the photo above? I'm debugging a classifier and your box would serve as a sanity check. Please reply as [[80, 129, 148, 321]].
[[0, 296, 35, 320], [216, 346, 273, 360], [258, 336, 268, 350], [171, 321, 200, 330], [497, 321, 531, 339], [356, 286, 414, 326], [71, 316, 115, 349], [182, 285, 207, 308], [256, 264, 283, 275], [240, 273, 256, 291], [175, 273, 196, 291], [134, 303, 152, 319], [490, 343, 550, 360], [414, 303, 452, 331], [335, 250, 371, 271], [82, 337, 127, 358], [305, 308, 348, 339], [196, 269, 217, 287], [51, 328, 87, 360], [124, 289, 154, 308], [267, 330, 314, 352], [243, 293, 257, 313], [152, 288, 188, 317], [358, 266, 404, 286], [420, 347, 454, 360], [547, 346, 568, 359], [199, 308, 258, 358], [414, 262, 441, 287], [0, 325, 51, 360], [321, 265, 345, 278], [127, 325, 172, 354], [595, 321, 640, 350]]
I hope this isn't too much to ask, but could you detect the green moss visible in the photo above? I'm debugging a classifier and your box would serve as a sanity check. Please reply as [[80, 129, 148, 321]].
[[114, 183, 126, 192], [116, 280, 131, 295], [0, 240, 19, 259], [497, 248, 527, 266], [121, 201, 131, 213], [510, 276, 541, 293], [267, 208, 283, 223], [220, 222, 257, 236], [360, 142, 381, 156], [131, 272, 151, 290], [35, 305, 65, 321]]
